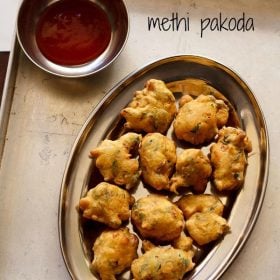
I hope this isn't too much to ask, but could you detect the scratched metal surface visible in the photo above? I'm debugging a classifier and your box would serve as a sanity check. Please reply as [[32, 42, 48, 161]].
[[0, 0, 279, 280]]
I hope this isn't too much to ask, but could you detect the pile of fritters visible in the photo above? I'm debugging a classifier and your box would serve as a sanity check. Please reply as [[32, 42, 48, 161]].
[[78, 79, 252, 280]]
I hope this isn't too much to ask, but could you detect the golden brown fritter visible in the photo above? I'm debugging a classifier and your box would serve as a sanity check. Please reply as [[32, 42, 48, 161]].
[[131, 247, 195, 280], [167, 78, 241, 128], [92, 228, 139, 280], [176, 194, 224, 219], [170, 149, 212, 194], [186, 212, 230, 246], [139, 133, 176, 191], [142, 234, 194, 254], [141, 240, 156, 252], [173, 94, 229, 145], [171, 232, 194, 252], [210, 126, 252, 191], [79, 182, 135, 228], [131, 195, 184, 242], [90, 132, 142, 189], [121, 79, 177, 133], [178, 94, 193, 108]]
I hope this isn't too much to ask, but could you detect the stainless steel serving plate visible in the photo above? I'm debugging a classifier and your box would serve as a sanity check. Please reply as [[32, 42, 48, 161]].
[[16, 0, 129, 78], [58, 55, 269, 280]]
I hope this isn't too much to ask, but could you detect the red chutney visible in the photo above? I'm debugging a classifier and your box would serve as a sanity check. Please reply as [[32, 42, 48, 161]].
[[35, 0, 111, 65]]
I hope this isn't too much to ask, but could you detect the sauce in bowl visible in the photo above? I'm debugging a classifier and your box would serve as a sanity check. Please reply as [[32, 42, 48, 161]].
[[35, 0, 112, 66]]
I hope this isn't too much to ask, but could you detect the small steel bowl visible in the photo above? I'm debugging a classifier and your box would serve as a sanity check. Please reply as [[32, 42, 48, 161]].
[[17, 0, 129, 78]]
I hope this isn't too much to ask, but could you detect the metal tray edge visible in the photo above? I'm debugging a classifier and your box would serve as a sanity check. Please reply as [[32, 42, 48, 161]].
[[0, 36, 21, 167]]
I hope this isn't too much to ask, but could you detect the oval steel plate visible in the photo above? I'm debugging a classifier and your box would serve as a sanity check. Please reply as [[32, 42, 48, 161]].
[[58, 55, 269, 280]]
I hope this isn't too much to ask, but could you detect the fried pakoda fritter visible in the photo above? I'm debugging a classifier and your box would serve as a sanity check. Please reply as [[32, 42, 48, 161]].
[[92, 228, 138, 280], [170, 149, 212, 194], [121, 79, 177, 133], [141, 240, 156, 252], [139, 133, 176, 191], [90, 133, 142, 189], [142, 234, 194, 254], [167, 78, 238, 126], [173, 94, 229, 145], [79, 182, 135, 228], [210, 126, 252, 191], [176, 194, 224, 219], [186, 212, 230, 246], [131, 247, 195, 280], [131, 195, 184, 242], [171, 232, 194, 252]]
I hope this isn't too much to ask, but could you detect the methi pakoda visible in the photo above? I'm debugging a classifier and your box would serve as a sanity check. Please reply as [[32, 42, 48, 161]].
[[92, 228, 138, 280], [79, 182, 134, 228], [77, 77, 253, 279], [176, 194, 224, 219], [139, 133, 176, 191], [173, 94, 229, 145], [131, 195, 184, 242], [90, 132, 142, 189], [171, 232, 194, 252], [210, 126, 252, 191], [121, 79, 177, 133], [131, 246, 194, 280], [186, 212, 230, 246], [170, 149, 212, 194]]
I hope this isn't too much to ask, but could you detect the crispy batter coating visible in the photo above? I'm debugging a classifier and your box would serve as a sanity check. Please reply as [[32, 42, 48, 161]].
[[171, 232, 194, 252], [142, 233, 194, 253], [176, 194, 224, 219], [186, 212, 230, 246], [170, 149, 212, 193], [131, 195, 184, 242], [79, 182, 135, 228], [210, 126, 252, 191], [142, 240, 156, 252], [139, 133, 176, 191], [92, 228, 139, 280], [131, 247, 195, 280], [121, 79, 177, 133], [173, 94, 229, 145], [178, 94, 193, 107], [90, 133, 142, 189], [167, 78, 241, 128]]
